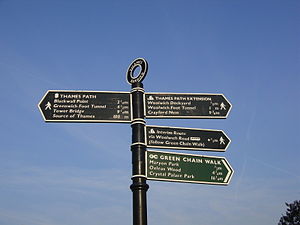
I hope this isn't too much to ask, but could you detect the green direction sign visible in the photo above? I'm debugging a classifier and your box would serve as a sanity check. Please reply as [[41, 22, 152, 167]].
[[146, 150, 234, 185]]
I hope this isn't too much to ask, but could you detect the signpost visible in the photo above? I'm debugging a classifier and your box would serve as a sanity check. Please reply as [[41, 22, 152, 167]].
[[145, 93, 231, 118], [146, 150, 233, 185], [38, 58, 234, 225], [38, 90, 132, 123], [145, 125, 230, 152]]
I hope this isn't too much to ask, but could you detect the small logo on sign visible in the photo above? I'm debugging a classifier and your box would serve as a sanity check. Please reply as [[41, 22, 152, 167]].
[[149, 129, 156, 134], [190, 137, 201, 141], [147, 96, 154, 100]]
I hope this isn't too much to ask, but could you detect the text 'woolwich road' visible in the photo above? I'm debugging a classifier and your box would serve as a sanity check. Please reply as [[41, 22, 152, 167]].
[[39, 90, 132, 122], [145, 93, 231, 118], [146, 150, 234, 185], [146, 125, 230, 152]]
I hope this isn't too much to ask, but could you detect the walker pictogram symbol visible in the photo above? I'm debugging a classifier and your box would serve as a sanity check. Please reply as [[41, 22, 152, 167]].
[[219, 136, 226, 145], [220, 102, 226, 110], [45, 102, 52, 110]]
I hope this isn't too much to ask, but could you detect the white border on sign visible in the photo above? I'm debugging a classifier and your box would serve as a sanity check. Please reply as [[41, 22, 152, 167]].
[[143, 92, 232, 119], [144, 125, 231, 152], [145, 150, 234, 185], [38, 90, 132, 123]]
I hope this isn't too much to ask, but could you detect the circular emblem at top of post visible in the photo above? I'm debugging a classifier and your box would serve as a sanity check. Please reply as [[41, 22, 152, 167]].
[[126, 58, 148, 84]]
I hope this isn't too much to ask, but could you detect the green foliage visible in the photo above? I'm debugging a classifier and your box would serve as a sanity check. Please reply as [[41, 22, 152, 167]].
[[278, 200, 300, 225]]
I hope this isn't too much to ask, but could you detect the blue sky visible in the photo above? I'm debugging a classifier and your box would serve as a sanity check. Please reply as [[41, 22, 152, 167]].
[[0, 0, 299, 224]]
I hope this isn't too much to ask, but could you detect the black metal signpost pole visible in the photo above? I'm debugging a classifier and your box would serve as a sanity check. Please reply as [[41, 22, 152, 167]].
[[127, 58, 149, 225]]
